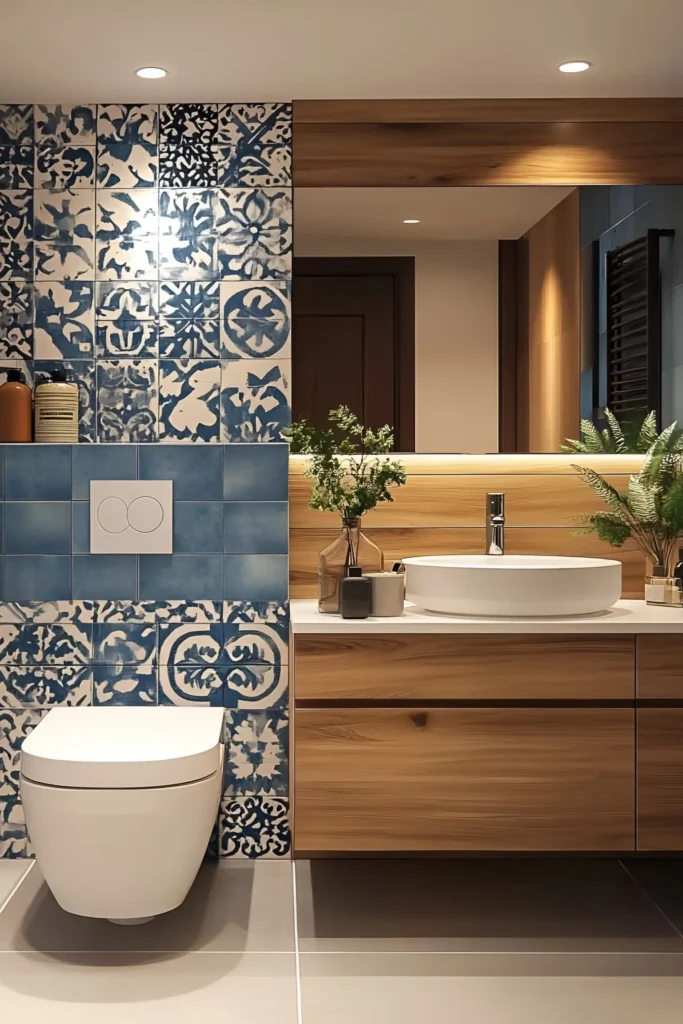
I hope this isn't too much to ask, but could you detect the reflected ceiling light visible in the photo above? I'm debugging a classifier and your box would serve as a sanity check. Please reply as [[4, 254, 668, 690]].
[[403, 218, 420, 224], [136, 66, 167, 79], [559, 60, 592, 73]]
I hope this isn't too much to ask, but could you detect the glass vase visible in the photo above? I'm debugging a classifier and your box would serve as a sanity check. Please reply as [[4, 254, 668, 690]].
[[318, 518, 384, 613]]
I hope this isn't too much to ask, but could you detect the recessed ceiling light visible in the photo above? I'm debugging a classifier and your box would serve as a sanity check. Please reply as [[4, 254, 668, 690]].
[[403, 219, 420, 224], [136, 66, 167, 79], [559, 60, 592, 73]]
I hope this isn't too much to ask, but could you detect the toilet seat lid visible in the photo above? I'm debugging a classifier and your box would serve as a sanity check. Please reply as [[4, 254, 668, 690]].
[[21, 707, 225, 789]]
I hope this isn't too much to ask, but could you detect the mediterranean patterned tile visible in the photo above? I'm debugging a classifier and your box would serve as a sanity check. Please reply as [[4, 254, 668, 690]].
[[33, 359, 96, 442], [0, 624, 92, 664], [96, 280, 158, 320], [159, 145, 217, 188], [222, 600, 289, 641], [218, 795, 290, 859], [221, 281, 291, 359], [0, 666, 92, 707], [153, 600, 222, 623], [34, 188, 94, 243], [214, 188, 292, 280], [98, 104, 158, 144], [97, 358, 158, 443], [93, 623, 157, 668], [35, 242, 94, 281], [0, 281, 33, 359], [35, 143, 95, 189], [93, 664, 157, 705], [0, 190, 32, 244], [159, 187, 213, 237], [159, 233, 216, 281], [221, 358, 291, 442], [95, 601, 157, 624], [0, 601, 95, 624], [97, 105, 158, 188], [0, 241, 33, 281], [33, 280, 94, 358], [96, 319, 158, 357], [159, 281, 219, 319], [160, 104, 218, 144], [215, 103, 292, 187], [158, 357, 221, 442], [224, 663, 288, 710], [96, 189, 158, 239], [0, 146, 33, 188], [158, 663, 226, 707], [224, 709, 289, 796], [159, 317, 219, 358], [158, 622, 223, 666], [96, 234, 157, 280], [223, 619, 287, 668], [0, 709, 43, 858], [0, 106, 33, 147], [35, 104, 97, 145]]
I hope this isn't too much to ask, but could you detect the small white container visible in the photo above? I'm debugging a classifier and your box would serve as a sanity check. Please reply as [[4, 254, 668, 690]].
[[34, 371, 79, 443], [366, 572, 405, 617]]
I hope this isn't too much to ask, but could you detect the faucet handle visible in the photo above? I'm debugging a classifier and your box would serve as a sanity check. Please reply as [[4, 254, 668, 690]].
[[486, 492, 505, 516]]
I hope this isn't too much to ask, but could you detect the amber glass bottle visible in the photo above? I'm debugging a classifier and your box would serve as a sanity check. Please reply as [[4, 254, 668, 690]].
[[0, 368, 32, 442], [318, 518, 384, 613]]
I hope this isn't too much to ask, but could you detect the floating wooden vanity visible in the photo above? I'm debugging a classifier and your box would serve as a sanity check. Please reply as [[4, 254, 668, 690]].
[[290, 600, 683, 855]]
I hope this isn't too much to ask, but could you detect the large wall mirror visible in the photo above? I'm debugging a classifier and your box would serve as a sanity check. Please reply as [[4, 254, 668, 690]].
[[292, 185, 683, 454]]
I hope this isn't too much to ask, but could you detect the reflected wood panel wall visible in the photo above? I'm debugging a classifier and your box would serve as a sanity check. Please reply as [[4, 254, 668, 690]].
[[289, 454, 646, 599]]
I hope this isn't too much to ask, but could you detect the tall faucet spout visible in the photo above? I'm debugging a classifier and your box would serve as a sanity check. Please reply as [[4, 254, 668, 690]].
[[486, 492, 505, 555]]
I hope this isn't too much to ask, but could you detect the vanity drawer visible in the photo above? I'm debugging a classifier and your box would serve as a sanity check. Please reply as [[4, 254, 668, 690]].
[[293, 634, 634, 702], [637, 635, 683, 698], [294, 707, 635, 852]]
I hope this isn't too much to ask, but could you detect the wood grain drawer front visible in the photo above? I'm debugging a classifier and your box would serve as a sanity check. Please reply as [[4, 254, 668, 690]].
[[637, 635, 683, 698], [638, 709, 683, 851], [294, 708, 635, 852], [294, 634, 635, 702]]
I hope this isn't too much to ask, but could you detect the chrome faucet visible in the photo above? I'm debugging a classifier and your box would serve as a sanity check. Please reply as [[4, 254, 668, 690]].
[[486, 493, 505, 555]]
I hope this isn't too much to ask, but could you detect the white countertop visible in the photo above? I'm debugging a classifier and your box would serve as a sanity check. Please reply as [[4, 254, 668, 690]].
[[290, 599, 683, 634]]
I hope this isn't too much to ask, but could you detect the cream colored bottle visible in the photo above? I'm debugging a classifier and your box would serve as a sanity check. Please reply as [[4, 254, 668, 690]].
[[34, 369, 79, 443]]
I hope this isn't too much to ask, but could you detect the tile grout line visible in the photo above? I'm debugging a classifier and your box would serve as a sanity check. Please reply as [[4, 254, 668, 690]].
[[291, 860, 303, 1024], [618, 859, 683, 939], [0, 860, 34, 917]]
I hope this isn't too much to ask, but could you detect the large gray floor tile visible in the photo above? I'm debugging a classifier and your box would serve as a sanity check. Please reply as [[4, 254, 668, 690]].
[[299, 953, 683, 1024], [0, 951, 297, 1022], [0, 859, 31, 908], [295, 858, 682, 952], [0, 860, 294, 953]]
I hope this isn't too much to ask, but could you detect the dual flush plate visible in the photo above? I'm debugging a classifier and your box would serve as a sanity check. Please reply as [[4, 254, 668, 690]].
[[90, 481, 173, 554]]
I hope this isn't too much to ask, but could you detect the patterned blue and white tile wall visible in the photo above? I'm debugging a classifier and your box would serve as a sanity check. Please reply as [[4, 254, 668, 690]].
[[0, 102, 292, 443]]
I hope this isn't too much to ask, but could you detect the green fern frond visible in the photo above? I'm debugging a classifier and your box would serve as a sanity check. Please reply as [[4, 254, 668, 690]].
[[573, 466, 628, 516], [637, 411, 659, 450], [626, 475, 659, 524], [603, 409, 628, 453]]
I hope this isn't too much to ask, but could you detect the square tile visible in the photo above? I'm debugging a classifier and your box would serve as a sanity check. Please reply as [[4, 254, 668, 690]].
[[72, 501, 89, 553], [159, 232, 216, 281], [0, 105, 33, 147], [72, 555, 137, 600], [35, 241, 94, 281], [4, 557, 71, 601], [0, 708, 43, 857], [0, 146, 33, 188], [214, 188, 292, 279], [0, 281, 32, 358], [223, 502, 288, 554], [159, 317, 219, 357], [33, 280, 94, 358], [158, 622, 223, 665], [223, 616, 287, 666], [158, 662, 225, 706], [94, 622, 157, 667], [35, 143, 95, 188], [225, 663, 288, 709], [139, 445, 223, 499], [139, 554, 223, 600], [93, 663, 157, 705], [34, 188, 94, 243], [223, 554, 288, 602], [97, 104, 158, 144], [5, 445, 71, 499], [0, 666, 91, 708], [160, 104, 218, 144], [33, 360, 96, 442], [221, 358, 291, 442], [95, 600, 157, 623], [159, 144, 217, 187], [224, 709, 289, 796], [0, 189, 32, 243], [0, 240, 33, 281], [96, 319, 158, 357], [159, 281, 219, 319], [219, 795, 290, 858], [72, 445, 137, 500], [153, 600, 222, 623], [96, 280, 158, 320], [215, 103, 291, 187], [0, 600, 93, 624], [96, 139, 157, 188], [95, 189, 158, 238], [5, 502, 71, 554], [223, 599, 289, 645], [174, 501, 223, 552], [220, 281, 291, 359], [159, 187, 214, 236], [158, 357, 221, 442], [0, 624, 91, 665], [96, 235, 157, 279], [223, 444, 289, 500], [35, 104, 97, 145], [97, 358, 158, 443]]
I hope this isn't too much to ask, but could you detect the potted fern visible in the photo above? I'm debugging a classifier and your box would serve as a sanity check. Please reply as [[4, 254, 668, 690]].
[[563, 410, 683, 580], [288, 406, 406, 613]]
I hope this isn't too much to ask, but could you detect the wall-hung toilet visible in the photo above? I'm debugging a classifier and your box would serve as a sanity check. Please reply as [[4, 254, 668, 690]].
[[20, 706, 224, 924]]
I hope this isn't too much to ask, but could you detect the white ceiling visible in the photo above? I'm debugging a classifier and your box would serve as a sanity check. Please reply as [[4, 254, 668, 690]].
[[0, 0, 682, 101], [295, 187, 575, 244]]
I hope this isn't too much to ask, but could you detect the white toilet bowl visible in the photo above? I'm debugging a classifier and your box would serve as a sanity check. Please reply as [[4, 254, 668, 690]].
[[20, 706, 224, 923]]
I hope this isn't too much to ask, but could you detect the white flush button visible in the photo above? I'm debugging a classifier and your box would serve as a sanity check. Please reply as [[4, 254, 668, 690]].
[[90, 481, 173, 554], [97, 495, 128, 534], [128, 495, 164, 533]]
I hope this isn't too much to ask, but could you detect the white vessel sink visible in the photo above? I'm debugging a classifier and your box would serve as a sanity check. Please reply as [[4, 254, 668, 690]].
[[403, 554, 622, 617]]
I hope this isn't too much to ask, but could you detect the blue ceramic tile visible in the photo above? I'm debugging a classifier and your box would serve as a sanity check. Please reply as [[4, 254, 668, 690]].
[[218, 795, 290, 859], [158, 358, 220, 443], [72, 555, 137, 600], [220, 358, 290, 442], [0, 146, 33, 189], [33, 281, 94, 359], [160, 105, 218, 144], [139, 445, 223, 500], [158, 622, 223, 665], [0, 105, 34, 147], [0, 708, 43, 857], [0, 282, 32, 359], [96, 281, 158, 320], [214, 188, 292, 280], [97, 359, 158, 443], [215, 104, 291, 187], [152, 600, 221, 623], [96, 235, 157, 280], [223, 709, 289, 796], [0, 240, 33, 281], [72, 502, 89, 554], [72, 444, 137, 499], [159, 318, 219, 358], [4, 557, 70, 601], [174, 502, 223, 553], [34, 187, 94, 243], [32, 361, 96, 443], [95, 600, 156, 623], [93, 664, 157, 705], [220, 281, 291, 359], [223, 619, 287, 667], [96, 189, 157, 238], [159, 145, 217, 188], [223, 600, 289, 648], [159, 233, 216, 282], [0, 623, 91, 664], [223, 555, 288, 602], [96, 320, 158, 357], [35, 105, 97, 145], [0, 666, 91, 708], [35, 143, 95, 189], [97, 104, 158, 188], [224, 662, 288, 710], [139, 554, 222, 600], [0, 600, 93, 624], [35, 240, 94, 281], [158, 662, 225, 706], [5, 445, 71, 500], [5, 502, 71, 555], [223, 444, 288, 501], [160, 282, 219, 320], [94, 622, 157, 667], [0, 190, 32, 243], [159, 188, 214, 237], [223, 502, 287, 555]]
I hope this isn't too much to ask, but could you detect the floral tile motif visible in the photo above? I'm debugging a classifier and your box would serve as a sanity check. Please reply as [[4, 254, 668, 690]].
[[215, 103, 292, 187], [0, 241, 33, 281], [224, 621, 287, 668], [96, 281, 158, 320], [35, 143, 95, 189], [97, 104, 158, 188], [0, 106, 33, 147], [224, 710, 288, 796], [0, 666, 92, 708], [35, 242, 93, 281], [34, 188, 94, 281], [154, 601, 222, 623], [96, 320, 158, 357], [221, 282, 291, 359], [0, 281, 32, 358], [159, 145, 217, 188], [159, 233, 216, 282], [159, 358, 220, 442], [93, 623, 157, 668], [0, 146, 33, 188], [159, 281, 219, 320], [159, 188, 213, 237], [0, 624, 92, 665], [224, 664, 288, 710], [0, 601, 94, 624], [98, 104, 158, 144], [158, 623, 223, 665], [95, 601, 157, 624], [33, 359, 96, 442], [97, 358, 158, 443], [35, 104, 96, 145], [159, 318, 219, 358], [0, 190, 32, 244], [93, 664, 157, 705], [221, 358, 291, 442], [158, 664, 225, 706], [96, 189, 158, 238], [160, 104, 218, 144], [33, 280, 94, 358], [96, 235, 157, 280], [218, 795, 290, 859], [223, 599, 289, 635], [214, 188, 292, 280], [1, 709, 43, 858]]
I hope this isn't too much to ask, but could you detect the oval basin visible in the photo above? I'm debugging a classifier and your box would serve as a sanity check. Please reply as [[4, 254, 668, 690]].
[[403, 554, 622, 617]]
